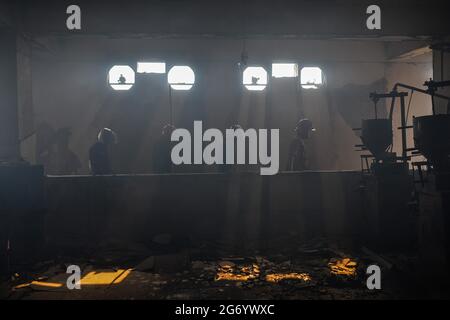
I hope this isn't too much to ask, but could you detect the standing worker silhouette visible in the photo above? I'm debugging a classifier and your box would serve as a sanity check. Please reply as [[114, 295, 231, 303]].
[[89, 128, 117, 175], [286, 119, 315, 171]]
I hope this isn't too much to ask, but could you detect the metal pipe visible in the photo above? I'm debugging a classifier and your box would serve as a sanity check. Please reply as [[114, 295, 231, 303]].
[[400, 95, 407, 160], [392, 82, 450, 116], [389, 95, 396, 120], [392, 82, 450, 102], [424, 80, 450, 88]]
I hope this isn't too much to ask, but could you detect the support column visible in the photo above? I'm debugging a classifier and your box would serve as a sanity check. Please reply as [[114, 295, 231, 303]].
[[0, 29, 20, 162], [432, 39, 450, 114]]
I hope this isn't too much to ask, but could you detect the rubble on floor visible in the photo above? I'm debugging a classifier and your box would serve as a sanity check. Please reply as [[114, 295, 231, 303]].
[[0, 237, 428, 299]]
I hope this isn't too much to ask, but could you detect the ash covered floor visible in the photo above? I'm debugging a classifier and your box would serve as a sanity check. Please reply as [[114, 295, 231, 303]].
[[0, 238, 437, 300]]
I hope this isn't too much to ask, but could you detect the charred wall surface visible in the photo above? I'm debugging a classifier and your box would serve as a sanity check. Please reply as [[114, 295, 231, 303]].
[[44, 171, 363, 253]]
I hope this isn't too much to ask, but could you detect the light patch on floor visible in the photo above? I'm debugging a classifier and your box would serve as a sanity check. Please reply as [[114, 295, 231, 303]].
[[328, 258, 357, 276], [13, 268, 133, 290], [265, 273, 311, 283], [81, 269, 132, 286], [215, 263, 260, 281]]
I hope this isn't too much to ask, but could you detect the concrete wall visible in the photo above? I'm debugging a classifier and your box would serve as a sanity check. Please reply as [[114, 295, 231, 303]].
[[44, 171, 363, 251], [28, 37, 436, 174], [0, 29, 20, 161], [0, 165, 46, 272], [29, 37, 395, 174]]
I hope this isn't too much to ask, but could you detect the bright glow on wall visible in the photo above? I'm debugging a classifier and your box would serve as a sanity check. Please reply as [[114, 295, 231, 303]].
[[168, 66, 195, 90], [108, 65, 135, 90], [137, 62, 166, 74], [300, 67, 323, 89], [272, 63, 298, 78], [243, 66, 268, 91]]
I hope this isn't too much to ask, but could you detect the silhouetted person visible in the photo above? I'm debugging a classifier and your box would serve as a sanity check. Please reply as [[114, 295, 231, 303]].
[[221, 124, 242, 173], [89, 128, 117, 175], [35, 123, 55, 173], [152, 124, 175, 173], [286, 119, 314, 171], [118, 74, 126, 84], [48, 128, 81, 175]]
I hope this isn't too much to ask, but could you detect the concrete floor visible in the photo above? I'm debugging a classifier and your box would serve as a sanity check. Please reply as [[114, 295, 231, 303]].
[[2, 238, 416, 300]]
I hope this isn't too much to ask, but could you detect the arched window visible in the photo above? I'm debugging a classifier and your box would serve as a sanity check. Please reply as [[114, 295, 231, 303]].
[[300, 67, 323, 89], [168, 66, 195, 90], [108, 65, 135, 90], [243, 66, 268, 91]]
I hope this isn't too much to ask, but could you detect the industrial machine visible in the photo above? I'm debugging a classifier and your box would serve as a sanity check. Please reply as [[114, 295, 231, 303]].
[[354, 90, 414, 250], [354, 72, 450, 284], [407, 79, 450, 284]]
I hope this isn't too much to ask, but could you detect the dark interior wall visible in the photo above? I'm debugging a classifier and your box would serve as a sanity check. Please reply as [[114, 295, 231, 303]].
[[29, 37, 396, 173], [0, 30, 19, 161], [44, 171, 363, 251]]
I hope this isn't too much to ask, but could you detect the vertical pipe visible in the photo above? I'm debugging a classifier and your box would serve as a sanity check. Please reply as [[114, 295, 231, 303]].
[[431, 95, 435, 115], [388, 96, 396, 120], [260, 62, 272, 252], [168, 85, 173, 125], [400, 95, 407, 160], [0, 30, 20, 162]]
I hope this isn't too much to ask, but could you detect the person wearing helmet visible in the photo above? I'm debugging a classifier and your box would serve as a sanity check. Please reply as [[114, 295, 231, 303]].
[[89, 128, 117, 175], [286, 119, 314, 171], [49, 127, 81, 175], [152, 124, 176, 173]]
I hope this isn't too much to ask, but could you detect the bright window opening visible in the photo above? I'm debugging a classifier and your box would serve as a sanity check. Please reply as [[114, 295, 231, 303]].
[[168, 66, 195, 90], [243, 66, 268, 91], [108, 65, 135, 90], [300, 67, 323, 89], [137, 62, 166, 74], [272, 63, 298, 78]]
